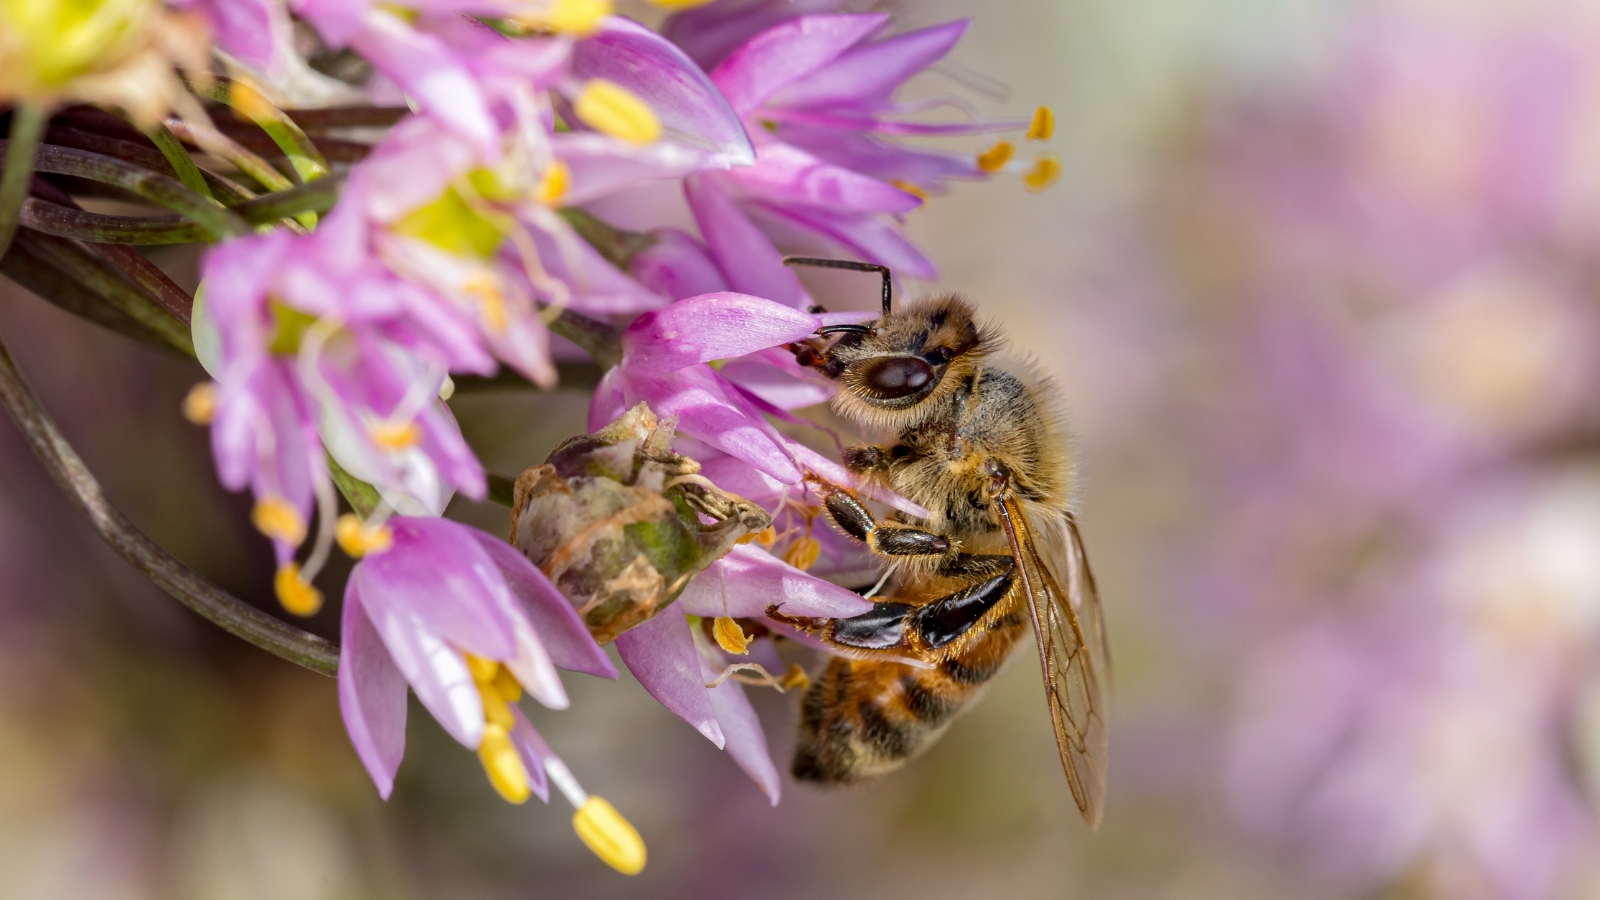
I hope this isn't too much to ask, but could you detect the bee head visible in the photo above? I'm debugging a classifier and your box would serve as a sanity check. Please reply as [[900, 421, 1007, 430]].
[[820, 294, 997, 428]]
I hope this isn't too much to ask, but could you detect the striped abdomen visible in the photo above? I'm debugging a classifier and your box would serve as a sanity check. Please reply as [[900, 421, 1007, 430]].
[[792, 602, 1029, 783]]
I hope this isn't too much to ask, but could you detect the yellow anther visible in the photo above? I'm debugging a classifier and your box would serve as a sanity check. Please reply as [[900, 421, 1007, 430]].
[[535, 159, 570, 206], [466, 653, 501, 684], [542, 0, 611, 35], [493, 665, 523, 703], [477, 722, 531, 804], [779, 663, 811, 692], [574, 79, 662, 146], [1026, 105, 1054, 142], [335, 513, 393, 558], [1023, 155, 1061, 192], [274, 562, 324, 616], [756, 526, 777, 547], [976, 140, 1013, 173], [252, 497, 307, 545], [783, 535, 821, 572], [712, 616, 752, 655], [645, 0, 714, 9], [481, 683, 516, 730], [461, 273, 509, 333], [891, 180, 928, 202], [573, 796, 646, 875], [181, 382, 216, 425], [371, 419, 421, 451]]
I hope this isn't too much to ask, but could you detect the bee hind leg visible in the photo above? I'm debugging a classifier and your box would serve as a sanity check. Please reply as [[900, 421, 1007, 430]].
[[821, 488, 951, 558]]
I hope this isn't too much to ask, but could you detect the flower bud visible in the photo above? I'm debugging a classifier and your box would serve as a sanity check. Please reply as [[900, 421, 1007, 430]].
[[509, 404, 771, 643]]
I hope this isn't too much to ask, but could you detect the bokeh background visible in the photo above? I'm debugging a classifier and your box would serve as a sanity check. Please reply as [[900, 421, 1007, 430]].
[[6, 0, 1600, 897]]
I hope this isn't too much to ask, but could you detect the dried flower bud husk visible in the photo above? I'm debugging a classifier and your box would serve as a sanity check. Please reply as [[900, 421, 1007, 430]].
[[509, 403, 771, 643]]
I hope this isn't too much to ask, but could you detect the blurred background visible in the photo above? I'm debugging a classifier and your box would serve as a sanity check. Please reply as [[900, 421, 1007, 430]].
[[6, 0, 1600, 897]]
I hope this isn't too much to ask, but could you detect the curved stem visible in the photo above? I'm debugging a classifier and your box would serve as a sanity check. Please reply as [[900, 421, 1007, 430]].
[[548, 308, 623, 369], [2, 141, 249, 240], [0, 104, 46, 258], [0, 333, 339, 675], [44, 126, 254, 205], [19, 175, 344, 244], [198, 78, 330, 184], [139, 120, 213, 199], [1, 233, 183, 353]]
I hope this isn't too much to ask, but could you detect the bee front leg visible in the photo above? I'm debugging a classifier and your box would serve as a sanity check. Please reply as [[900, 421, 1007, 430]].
[[821, 489, 950, 558]]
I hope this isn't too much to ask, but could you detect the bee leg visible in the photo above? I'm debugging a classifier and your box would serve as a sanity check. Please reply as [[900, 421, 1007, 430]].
[[822, 490, 950, 558], [768, 601, 916, 651], [766, 559, 1014, 654]]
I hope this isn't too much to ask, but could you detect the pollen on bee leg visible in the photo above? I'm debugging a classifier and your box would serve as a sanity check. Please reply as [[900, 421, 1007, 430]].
[[1027, 105, 1055, 141], [477, 722, 532, 804], [274, 562, 324, 616], [712, 617, 752, 655], [1023, 155, 1062, 192], [977, 140, 1014, 173], [181, 382, 216, 424], [252, 497, 307, 545], [335, 514, 393, 558], [574, 79, 662, 146]]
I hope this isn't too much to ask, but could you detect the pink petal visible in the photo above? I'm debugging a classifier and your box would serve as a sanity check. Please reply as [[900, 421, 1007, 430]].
[[615, 609, 725, 747], [699, 643, 781, 804], [350, 11, 498, 159], [662, 0, 847, 71], [621, 292, 821, 374], [718, 347, 837, 410], [720, 142, 922, 213], [770, 20, 969, 109], [709, 14, 887, 117], [685, 175, 811, 308], [742, 200, 938, 280], [572, 16, 754, 167], [622, 366, 802, 483], [627, 228, 730, 300], [678, 544, 873, 619], [338, 582, 408, 800], [789, 439, 933, 518], [465, 529, 618, 679], [588, 368, 630, 432], [508, 705, 552, 803]]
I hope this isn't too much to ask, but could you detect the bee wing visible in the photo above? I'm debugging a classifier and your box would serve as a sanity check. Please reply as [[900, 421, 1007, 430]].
[[995, 496, 1109, 829]]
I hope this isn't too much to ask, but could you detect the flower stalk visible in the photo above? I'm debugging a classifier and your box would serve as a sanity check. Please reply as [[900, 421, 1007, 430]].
[[0, 104, 46, 257]]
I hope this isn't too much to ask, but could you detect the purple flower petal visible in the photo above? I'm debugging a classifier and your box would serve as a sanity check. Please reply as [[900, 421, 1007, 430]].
[[776, 122, 982, 186], [615, 609, 725, 747], [291, 0, 369, 46], [515, 213, 668, 315], [350, 11, 498, 159], [662, 0, 847, 70], [572, 16, 754, 167], [685, 175, 811, 308], [588, 368, 629, 432], [699, 643, 781, 804], [554, 133, 720, 207], [354, 568, 485, 748], [508, 705, 553, 803], [678, 544, 873, 619], [770, 20, 969, 109], [767, 108, 1026, 136], [720, 142, 922, 213], [709, 14, 887, 117], [355, 517, 520, 661], [789, 439, 933, 518], [621, 292, 821, 374], [465, 529, 618, 679], [742, 200, 937, 279], [627, 228, 730, 300], [338, 581, 408, 800], [193, 0, 280, 68], [621, 366, 802, 483], [718, 349, 836, 410]]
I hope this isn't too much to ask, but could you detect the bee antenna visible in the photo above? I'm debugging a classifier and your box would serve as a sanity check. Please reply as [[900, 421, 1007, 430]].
[[783, 257, 893, 318]]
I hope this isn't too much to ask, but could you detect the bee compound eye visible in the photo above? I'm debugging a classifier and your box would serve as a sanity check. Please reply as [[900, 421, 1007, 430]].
[[860, 355, 935, 399]]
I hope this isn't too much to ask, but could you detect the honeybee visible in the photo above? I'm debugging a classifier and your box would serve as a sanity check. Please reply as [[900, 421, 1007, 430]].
[[767, 257, 1109, 828]]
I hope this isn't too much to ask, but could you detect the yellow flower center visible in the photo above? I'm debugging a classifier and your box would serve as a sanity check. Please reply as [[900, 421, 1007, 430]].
[[370, 419, 421, 451], [574, 796, 646, 875], [574, 79, 662, 146], [1026, 105, 1055, 142], [274, 562, 323, 616], [1023, 155, 1061, 192], [391, 185, 508, 258], [252, 496, 307, 545], [267, 299, 320, 356], [711, 616, 752, 655], [782, 535, 821, 571], [976, 140, 1013, 173], [535, 159, 571, 207], [181, 382, 216, 425], [0, 0, 154, 91], [335, 514, 394, 558]]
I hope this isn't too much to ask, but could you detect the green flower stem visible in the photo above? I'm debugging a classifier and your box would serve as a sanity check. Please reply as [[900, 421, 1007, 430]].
[[0, 104, 46, 259], [0, 234, 182, 353], [487, 472, 515, 508], [139, 120, 213, 199], [163, 118, 294, 193], [2, 141, 250, 240], [17, 173, 342, 244], [210, 122, 372, 164], [45, 126, 255, 205], [0, 331, 340, 676], [548, 308, 623, 370], [560, 207, 656, 268], [279, 106, 411, 130], [13, 228, 194, 354], [196, 77, 331, 184]]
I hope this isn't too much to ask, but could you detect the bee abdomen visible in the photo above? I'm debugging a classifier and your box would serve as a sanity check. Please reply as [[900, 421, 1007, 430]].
[[792, 656, 993, 784]]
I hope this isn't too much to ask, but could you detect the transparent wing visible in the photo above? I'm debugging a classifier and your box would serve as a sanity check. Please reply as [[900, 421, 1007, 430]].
[[996, 496, 1109, 829]]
